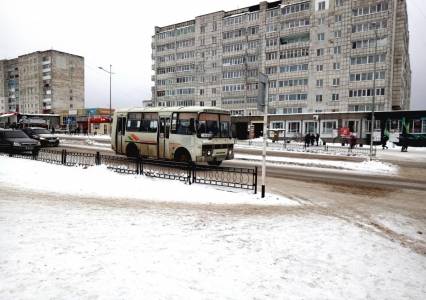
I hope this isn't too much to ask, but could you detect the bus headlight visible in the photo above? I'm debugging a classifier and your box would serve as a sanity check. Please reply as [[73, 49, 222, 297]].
[[207, 150, 212, 156], [228, 149, 233, 155], [13, 142, 21, 147]]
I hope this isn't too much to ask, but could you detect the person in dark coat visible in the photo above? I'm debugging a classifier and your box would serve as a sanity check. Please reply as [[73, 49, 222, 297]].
[[304, 133, 310, 148], [381, 135, 389, 150], [349, 134, 357, 149], [315, 133, 320, 146], [310, 133, 315, 146], [400, 134, 408, 152]]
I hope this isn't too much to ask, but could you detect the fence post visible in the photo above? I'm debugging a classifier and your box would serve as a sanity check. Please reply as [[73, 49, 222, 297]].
[[95, 151, 101, 165], [254, 166, 258, 194], [188, 163, 192, 185], [62, 149, 67, 165], [139, 156, 143, 175], [192, 163, 196, 184], [32, 149, 39, 160]]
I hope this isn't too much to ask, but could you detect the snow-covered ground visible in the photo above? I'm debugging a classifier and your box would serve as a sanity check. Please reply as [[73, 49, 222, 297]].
[[0, 156, 425, 299], [235, 154, 398, 175], [0, 156, 291, 207]]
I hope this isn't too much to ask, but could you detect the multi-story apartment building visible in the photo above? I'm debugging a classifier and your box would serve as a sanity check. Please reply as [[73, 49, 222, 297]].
[[0, 50, 84, 114], [151, 0, 411, 116]]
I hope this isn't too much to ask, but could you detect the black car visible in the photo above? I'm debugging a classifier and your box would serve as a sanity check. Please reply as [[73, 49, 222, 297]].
[[0, 129, 41, 154], [22, 127, 60, 147]]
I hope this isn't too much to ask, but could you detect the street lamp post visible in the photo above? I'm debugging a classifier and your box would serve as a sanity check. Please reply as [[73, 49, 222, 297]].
[[98, 65, 113, 122], [369, 23, 378, 161]]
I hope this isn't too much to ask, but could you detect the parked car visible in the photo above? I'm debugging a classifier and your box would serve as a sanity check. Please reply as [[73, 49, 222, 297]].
[[22, 127, 59, 147], [0, 129, 41, 154]]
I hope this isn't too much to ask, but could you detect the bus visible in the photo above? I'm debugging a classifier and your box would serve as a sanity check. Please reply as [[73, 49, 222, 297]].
[[111, 106, 234, 165]]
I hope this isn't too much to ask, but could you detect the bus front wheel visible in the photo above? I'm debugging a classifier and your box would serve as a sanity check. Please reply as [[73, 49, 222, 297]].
[[126, 143, 139, 158]]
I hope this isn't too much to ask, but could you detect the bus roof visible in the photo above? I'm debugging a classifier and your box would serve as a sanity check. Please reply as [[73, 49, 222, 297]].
[[116, 106, 230, 114]]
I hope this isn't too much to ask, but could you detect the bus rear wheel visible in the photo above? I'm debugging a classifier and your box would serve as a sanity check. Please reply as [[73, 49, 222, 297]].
[[126, 143, 139, 158]]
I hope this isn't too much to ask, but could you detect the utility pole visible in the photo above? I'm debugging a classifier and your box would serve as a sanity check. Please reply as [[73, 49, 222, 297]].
[[98, 65, 113, 122], [370, 23, 378, 161], [258, 72, 269, 198]]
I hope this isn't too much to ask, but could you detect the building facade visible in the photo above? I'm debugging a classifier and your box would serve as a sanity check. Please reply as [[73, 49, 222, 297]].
[[0, 50, 84, 114], [151, 0, 411, 116]]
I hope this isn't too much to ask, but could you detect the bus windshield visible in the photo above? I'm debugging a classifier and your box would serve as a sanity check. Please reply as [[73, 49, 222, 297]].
[[197, 113, 231, 138]]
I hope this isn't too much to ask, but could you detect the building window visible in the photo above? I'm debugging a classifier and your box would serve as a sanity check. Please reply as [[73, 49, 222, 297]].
[[318, 1, 326, 11], [332, 78, 340, 86], [332, 93, 339, 101], [199, 101, 204, 106], [316, 95, 323, 102], [333, 62, 341, 70], [212, 88, 216, 94], [335, 14, 342, 22], [322, 121, 337, 134], [316, 79, 324, 87], [334, 30, 342, 38], [318, 17, 325, 25], [272, 122, 284, 129], [211, 100, 216, 106], [317, 48, 324, 56], [316, 64, 324, 72], [288, 122, 300, 133], [334, 46, 341, 55], [318, 33, 325, 41], [200, 89, 204, 95]]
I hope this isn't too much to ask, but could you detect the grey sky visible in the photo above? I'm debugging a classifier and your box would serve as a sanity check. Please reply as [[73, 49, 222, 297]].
[[0, 0, 425, 110]]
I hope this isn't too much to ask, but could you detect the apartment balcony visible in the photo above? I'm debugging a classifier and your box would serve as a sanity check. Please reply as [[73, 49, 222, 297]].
[[151, 75, 156, 81], [42, 59, 51, 65], [43, 75, 51, 80], [43, 98, 52, 104]]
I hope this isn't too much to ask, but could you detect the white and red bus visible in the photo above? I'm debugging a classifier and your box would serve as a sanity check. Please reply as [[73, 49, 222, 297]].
[[111, 106, 234, 165]]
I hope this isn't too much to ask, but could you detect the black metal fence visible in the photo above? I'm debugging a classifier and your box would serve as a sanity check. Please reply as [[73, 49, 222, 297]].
[[1, 149, 257, 193]]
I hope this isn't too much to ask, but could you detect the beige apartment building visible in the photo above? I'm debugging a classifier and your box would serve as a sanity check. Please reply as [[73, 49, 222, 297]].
[[0, 50, 84, 114], [151, 0, 411, 116]]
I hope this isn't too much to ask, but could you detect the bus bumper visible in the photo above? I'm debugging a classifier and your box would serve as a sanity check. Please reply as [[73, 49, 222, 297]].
[[196, 151, 234, 162]]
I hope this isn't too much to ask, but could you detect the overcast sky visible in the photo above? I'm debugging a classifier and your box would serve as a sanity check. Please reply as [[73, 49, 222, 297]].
[[0, 0, 425, 110]]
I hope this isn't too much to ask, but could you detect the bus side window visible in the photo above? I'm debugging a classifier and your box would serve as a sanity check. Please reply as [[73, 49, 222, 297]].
[[117, 117, 122, 133], [121, 118, 126, 135], [171, 113, 178, 134]]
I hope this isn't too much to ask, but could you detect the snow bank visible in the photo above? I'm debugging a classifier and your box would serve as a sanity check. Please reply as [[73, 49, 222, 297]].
[[0, 156, 296, 207], [235, 154, 398, 175]]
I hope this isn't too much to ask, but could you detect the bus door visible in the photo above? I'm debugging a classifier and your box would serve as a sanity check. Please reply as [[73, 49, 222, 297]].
[[116, 116, 126, 154], [158, 117, 170, 159]]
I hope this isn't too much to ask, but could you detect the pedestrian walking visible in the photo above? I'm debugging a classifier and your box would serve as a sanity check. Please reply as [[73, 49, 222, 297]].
[[349, 134, 357, 150], [310, 133, 315, 146], [315, 133, 320, 146], [400, 134, 408, 152], [381, 135, 389, 150], [304, 133, 310, 148]]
